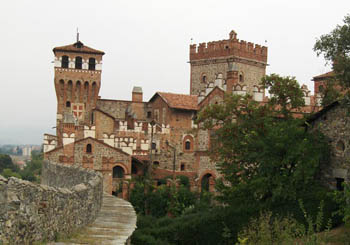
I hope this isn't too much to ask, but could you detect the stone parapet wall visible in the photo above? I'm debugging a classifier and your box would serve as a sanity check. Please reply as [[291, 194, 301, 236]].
[[0, 161, 103, 244]]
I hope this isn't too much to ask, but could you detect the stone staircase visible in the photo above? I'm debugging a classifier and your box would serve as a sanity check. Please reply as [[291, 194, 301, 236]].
[[49, 193, 137, 245]]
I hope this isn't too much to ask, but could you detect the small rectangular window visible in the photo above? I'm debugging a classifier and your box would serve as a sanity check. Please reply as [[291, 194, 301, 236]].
[[336, 178, 344, 191]]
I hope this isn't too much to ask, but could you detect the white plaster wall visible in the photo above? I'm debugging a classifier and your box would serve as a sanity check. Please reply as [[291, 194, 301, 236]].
[[63, 137, 74, 146], [103, 138, 114, 147], [233, 91, 247, 96], [119, 121, 127, 131], [84, 126, 96, 138], [304, 96, 311, 106], [96, 63, 102, 71], [82, 62, 88, 70], [44, 144, 55, 153], [253, 92, 263, 102], [54, 57, 61, 68], [122, 147, 132, 155]]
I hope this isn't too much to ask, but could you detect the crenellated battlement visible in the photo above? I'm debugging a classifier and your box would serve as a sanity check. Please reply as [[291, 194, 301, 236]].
[[190, 31, 268, 63]]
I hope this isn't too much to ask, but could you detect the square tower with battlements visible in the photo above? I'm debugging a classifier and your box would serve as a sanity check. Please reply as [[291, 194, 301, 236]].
[[189, 30, 268, 97]]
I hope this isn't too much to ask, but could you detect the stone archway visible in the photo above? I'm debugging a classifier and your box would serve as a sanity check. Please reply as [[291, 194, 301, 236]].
[[200, 171, 216, 192], [113, 166, 125, 178]]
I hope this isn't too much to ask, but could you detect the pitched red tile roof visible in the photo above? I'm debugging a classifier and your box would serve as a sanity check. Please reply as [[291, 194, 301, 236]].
[[313, 71, 334, 80], [151, 92, 198, 110], [53, 41, 105, 55]]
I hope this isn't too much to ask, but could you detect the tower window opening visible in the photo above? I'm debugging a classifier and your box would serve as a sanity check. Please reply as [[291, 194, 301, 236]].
[[75, 56, 82, 69], [88, 58, 96, 70], [202, 75, 207, 83], [185, 140, 191, 150], [61, 56, 69, 68], [86, 144, 92, 153], [147, 111, 152, 118], [181, 163, 185, 171], [239, 74, 244, 83], [66, 101, 71, 107], [151, 142, 156, 150]]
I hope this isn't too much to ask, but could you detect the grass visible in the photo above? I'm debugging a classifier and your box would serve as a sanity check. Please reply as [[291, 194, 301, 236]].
[[322, 225, 350, 245]]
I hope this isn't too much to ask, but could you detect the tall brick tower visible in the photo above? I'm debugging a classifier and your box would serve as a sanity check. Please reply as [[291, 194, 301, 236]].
[[52, 39, 105, 146], [189, 30, 268, 96]]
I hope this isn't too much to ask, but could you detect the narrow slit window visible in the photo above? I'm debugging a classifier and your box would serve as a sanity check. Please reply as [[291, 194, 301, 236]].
[[86, 144, 92, 153]]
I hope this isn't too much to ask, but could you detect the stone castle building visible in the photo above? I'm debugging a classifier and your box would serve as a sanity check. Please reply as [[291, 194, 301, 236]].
[[43, 31, 319, 196]]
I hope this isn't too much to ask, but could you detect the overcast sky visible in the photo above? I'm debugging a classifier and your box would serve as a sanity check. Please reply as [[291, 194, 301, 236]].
[[0, 0, 349, 145]]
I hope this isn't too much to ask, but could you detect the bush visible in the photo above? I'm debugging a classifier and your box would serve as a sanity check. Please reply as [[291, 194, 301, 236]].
[[147, 186, 170, 217], [177, 175, 190, 188], [130, 181, 146, 214]]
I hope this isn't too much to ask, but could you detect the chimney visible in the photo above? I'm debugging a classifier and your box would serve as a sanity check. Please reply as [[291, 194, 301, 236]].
[[132, 86, 143, 102], [226, 63, 239, 92]]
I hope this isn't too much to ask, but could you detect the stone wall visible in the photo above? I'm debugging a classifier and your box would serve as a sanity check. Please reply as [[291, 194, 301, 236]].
[[190, 60, 266, 96], [0, 160, 103, 244], [309, 101, 350, 189]]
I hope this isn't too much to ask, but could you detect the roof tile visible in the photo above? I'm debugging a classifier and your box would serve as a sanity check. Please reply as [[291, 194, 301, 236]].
[[157, 92, 198, 110], [53, 41, 105, 55]]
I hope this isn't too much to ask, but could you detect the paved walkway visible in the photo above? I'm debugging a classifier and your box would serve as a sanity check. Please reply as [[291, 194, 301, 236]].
[[50, 193, 137, 245]]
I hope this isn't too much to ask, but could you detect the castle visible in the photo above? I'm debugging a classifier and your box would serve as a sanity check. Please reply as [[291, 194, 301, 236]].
[[43, 31, 322, 196]]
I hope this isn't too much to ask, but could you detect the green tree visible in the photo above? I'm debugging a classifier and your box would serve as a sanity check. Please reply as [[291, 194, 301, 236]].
[[196, 77, 329, 208], [262, 74, 305, 118], [0, 154, 19, 173], [314, 14, 350, 91], [1, 168, 21, 179]]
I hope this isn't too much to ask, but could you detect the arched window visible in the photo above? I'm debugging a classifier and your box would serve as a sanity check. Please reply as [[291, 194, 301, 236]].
[[202, 74, 207, 83], [61, 56, 69, 68], [67, 80, 73, 101], [88, 58, 96, 70], [66, 101, 71, 107], [92, 82, 97, 99], [75, 81, 81, 102], [59, 80, 64, 98], [201, 174, 212, 192], [84, 82, 89, 101], [75, 56, 82, 69], [239, 74, 244, 83], [153, 161, 160, 167], [86, 144, 92, 153], [183, 135, 193, 151], [113, 166, 125, 178], [185, 140, 191, 150]]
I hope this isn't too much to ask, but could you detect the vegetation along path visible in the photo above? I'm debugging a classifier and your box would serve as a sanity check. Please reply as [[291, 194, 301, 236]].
[[49, 193, 137, 245]]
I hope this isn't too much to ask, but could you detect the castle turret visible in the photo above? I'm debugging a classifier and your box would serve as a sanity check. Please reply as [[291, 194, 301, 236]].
[[189, 30, 267, 97], [53, 39, 105, 146]]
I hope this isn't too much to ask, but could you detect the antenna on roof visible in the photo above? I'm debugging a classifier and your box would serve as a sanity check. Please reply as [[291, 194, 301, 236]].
[[76, 27, 79, 42]]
